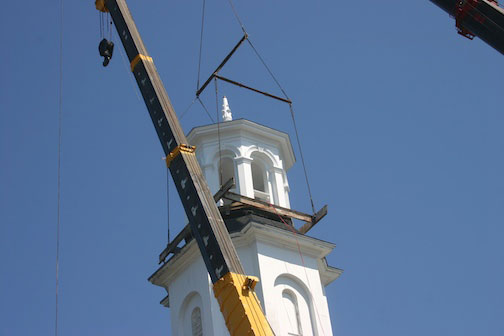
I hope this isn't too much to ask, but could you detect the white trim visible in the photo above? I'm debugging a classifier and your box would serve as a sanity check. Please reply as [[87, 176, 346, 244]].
[[150, 221, 337, 287], [187, 119, 295, 170], [317, 258, 343, 286]]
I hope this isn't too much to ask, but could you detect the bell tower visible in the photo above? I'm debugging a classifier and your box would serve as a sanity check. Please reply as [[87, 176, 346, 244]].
[[149, 98, 342, 335], [187, 98, 294, 208]]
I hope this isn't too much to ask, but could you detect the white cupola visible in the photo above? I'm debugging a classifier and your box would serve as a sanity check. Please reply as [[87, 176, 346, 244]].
[[149, 97, 341, 336], [187, 99, 295, 208]]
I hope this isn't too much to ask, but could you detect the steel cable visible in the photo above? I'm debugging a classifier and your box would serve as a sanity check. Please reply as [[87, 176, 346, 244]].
[[55, 0, 63, 335], [215, 78, 223, 186], [289, 104, 316, 214], [247, 37, 317, 213], [197, 97, 216, 123], [196, 0, 206, 91], [226, 0, 247, 33]]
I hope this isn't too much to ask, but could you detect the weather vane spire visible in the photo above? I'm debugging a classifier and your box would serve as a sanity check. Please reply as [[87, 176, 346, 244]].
[[222, 96, 232, 121]]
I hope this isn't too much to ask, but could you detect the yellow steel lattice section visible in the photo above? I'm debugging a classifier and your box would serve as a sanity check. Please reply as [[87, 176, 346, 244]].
[[213, 272, 274, 336]]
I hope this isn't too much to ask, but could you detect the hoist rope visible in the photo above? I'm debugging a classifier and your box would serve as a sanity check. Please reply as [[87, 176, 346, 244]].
[[180, 0, 208, 122], [191, 0, 317, 213], [246, 39, 290, 100], [226, 0, 247, 33], [215, 78, 223, 186], [55, 0, 63, 335], [196, 0, 206, 91], [108, 13, 112, 41], [179, 97, 198, 120], [99, 12, 103, 39], [289, 104, 316, 213], [197, 97, 215, 123], [247, 37, 317, 213], [166, 167, 171, 244]]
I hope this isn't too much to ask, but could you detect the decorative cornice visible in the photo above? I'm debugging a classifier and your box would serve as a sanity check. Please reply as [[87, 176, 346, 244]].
[[187, 119, 295, 170], [234, 156, 253, 163], [149, 239, 200, 288], [149, 221, 337, 288], [318, 258, 343, 286]]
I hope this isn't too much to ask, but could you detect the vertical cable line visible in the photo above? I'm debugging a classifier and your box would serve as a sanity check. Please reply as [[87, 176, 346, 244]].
[[55, 0, 63, 335], [215, 78, 223, 186], [196, 0, 206, 91], [197, 98, 215, 123], [195, 0, 317, 212], [108, 13, 112, 41], [226, 0, 247, 33], [248, 37, 317, 213], [99, 12, 103, 39], [179, 97, 197, 120], [246, 39, 289, 100], [223, 0, 317, 213], [166, 168, 170, 244], [289, 104, 315, 213]]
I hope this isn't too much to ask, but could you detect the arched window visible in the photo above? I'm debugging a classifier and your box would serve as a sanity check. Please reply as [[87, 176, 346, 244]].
[[251, 152, 275, 203], [282, 290, 302, 336], [191, 307, 203, 336], [275, 275, 316, 335], [179, 292, 203, 336], [251, 161, 266, 192], [219, 157, 235, 186]]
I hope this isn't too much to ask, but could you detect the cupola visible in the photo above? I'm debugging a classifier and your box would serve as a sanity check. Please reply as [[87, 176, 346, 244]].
[[187, 98, 295, 208]]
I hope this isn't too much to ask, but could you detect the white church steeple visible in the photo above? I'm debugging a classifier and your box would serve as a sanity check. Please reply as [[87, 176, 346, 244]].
[[149, 99, 341, 335]]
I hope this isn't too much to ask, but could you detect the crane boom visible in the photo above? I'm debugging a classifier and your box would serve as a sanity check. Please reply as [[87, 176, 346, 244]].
[[95, 0, 274, 334], [430, 0, 504, 54]]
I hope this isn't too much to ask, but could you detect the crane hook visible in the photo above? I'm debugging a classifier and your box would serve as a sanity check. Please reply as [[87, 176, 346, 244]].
[[98, 38, 114, 67]]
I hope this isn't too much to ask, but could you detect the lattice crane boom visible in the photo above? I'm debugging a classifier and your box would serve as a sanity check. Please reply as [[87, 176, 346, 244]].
[[94, 1, 274, 334]]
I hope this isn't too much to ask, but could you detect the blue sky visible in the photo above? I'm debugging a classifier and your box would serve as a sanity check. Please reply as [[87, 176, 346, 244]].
[[1, 1, 503, 335]]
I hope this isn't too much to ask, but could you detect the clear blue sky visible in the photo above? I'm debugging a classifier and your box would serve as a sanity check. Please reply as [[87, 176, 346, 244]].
[[1, 1, 503, 335]]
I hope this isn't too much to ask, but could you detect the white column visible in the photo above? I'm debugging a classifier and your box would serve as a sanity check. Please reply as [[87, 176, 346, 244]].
[[273, 168, 288, 208], [283, 173, 291, 210], [235, 156, 254, 198]]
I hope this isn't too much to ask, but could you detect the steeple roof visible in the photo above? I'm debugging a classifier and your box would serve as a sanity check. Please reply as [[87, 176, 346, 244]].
[[187, 118, 296, 170]]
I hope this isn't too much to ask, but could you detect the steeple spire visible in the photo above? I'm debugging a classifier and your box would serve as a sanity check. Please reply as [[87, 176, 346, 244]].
[[221, 96, 232, 121]]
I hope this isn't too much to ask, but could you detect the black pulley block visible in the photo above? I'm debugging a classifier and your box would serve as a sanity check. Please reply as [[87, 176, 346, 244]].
[[98, 38, 114, 67]]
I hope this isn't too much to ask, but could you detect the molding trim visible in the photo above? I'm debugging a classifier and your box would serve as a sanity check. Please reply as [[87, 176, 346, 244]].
[[187, 119, 295, 170], [150, 221, 338, 288]]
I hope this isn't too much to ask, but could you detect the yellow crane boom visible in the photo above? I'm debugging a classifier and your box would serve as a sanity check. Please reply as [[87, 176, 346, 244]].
[[94, 0, 274, 334]]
